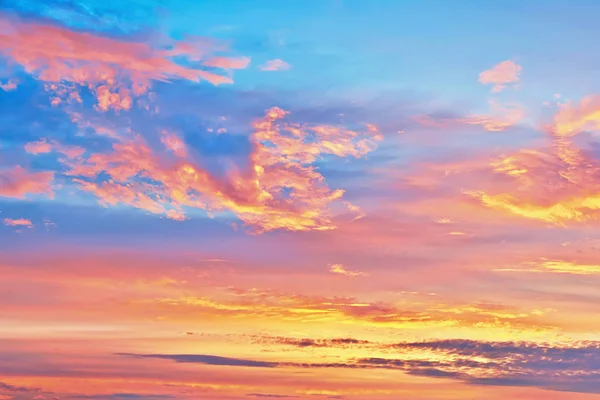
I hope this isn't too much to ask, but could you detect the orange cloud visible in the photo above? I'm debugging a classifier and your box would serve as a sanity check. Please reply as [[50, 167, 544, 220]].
[[3, 218, 33, 228], [0, 14, 242, 111], [478, 60, 521, 92], [551, 95, 600, 138], [56, 107, 381, 232], [463, 95, 600, 224], [259, 59, 291, 71], [0, 166, 53, 199]]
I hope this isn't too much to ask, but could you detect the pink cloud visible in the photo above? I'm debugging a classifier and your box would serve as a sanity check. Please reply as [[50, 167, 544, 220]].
[[259, 59, 291, 71], [24, 139, 52, 154], [0, 78, 18, 91], [0, 166, 54, 199], [3, 218, 33, 228], [160, 130, 188, 158], [478, 60, 522, 92], [203, 56, 251, 69], [25, 139, 85, 159], [0, 14, 243, 111]]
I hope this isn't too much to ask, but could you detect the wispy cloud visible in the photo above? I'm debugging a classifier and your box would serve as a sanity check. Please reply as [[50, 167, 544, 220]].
[[259, 59, 291, 71]]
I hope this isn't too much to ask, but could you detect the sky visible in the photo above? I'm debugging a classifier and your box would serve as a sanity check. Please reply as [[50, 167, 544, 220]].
[[2, 0, 600, 399]]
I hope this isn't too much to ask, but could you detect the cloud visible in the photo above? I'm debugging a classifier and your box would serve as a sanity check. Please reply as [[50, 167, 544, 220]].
[[118, 353, 278, 368], [0, 14, 245, 111], [457, 94, 600, 224], [203, 56, 251, 69], [0, 78, 18, 91], [47, 107, 381, 232], [3, 218, 33, 228], [0, 166, 54, 199], [259, 59, 291, 71], [73, 394, 176, 400], [478, 60, 522, 92], [25, 139, 85, 159], [414, 101, 524, 132], [551, 95, 600, 137], [495, 259, 600, 275], [328, 263, 368, 277], [251, 335, 370, 348], [457, 102, 525, 132], [160, 130, 188, 158], [116, 340, 600, 393]]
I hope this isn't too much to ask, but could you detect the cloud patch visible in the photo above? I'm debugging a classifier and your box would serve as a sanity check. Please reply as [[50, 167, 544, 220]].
[[478, 60, 522, 93]]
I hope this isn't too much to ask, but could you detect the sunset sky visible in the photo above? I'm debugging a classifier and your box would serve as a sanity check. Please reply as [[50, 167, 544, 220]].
[[3, 1, 600, 399]]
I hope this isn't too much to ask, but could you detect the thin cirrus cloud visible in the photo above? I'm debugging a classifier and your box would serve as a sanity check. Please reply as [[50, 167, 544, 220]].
[[259, 59, 291, 71], [478, 60, 522, 93]]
